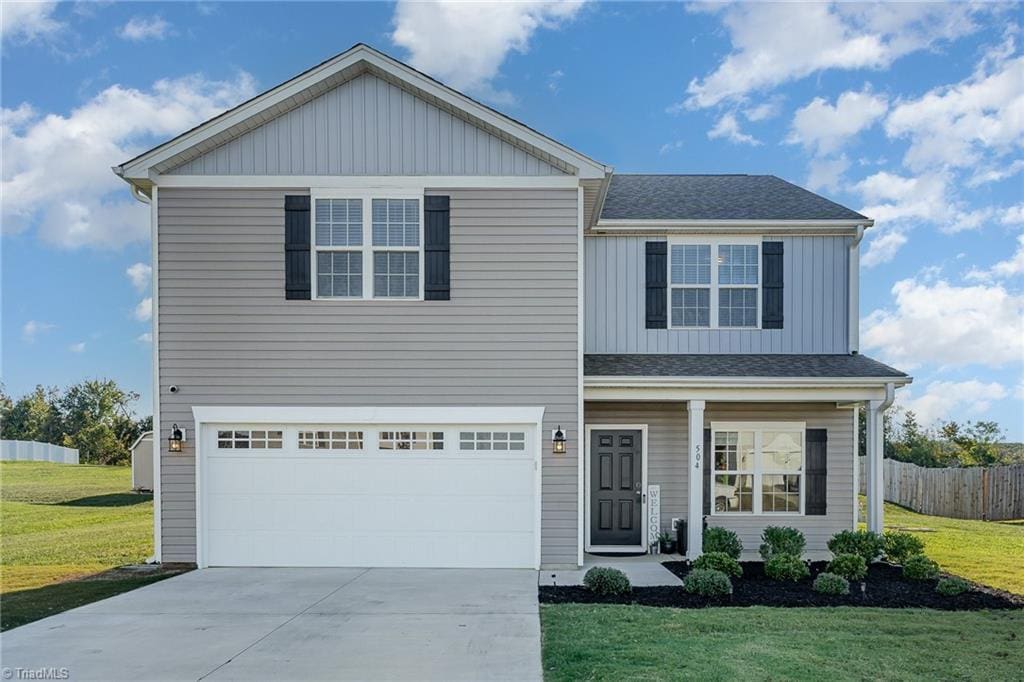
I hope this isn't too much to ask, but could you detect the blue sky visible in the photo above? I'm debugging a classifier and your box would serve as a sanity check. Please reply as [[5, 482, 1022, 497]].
[[2, 1, 1022, 438]]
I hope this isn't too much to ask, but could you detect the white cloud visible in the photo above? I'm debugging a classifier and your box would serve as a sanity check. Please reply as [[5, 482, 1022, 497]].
[[136, 332, 153, 343], [134, 297, 152, 322], [547, 69, 564, 94], [862, 277, 1024, 369], [682, 2, 985, 109], [806, 155, 850, 193], [68, 341, 86, 353], [391, 0, 585, 101], [658, 139, 684, 156], [118, 15, 171, 42], [967, 159, 1024, 187], [126, 262, 152, 292], [786, 89, 888, 155], [743, 98, 783, 122], [0, 1, 62, 41], [862, 227, 908, 268], [966, 233, 1024, 281], [22, 320, 55, 342], [2, 72, 257, 249], [885, 54, 1024, 172], [707, 112, 760, 146], [1001, 204, 1024, 226], [898, 380, 1009, 427]]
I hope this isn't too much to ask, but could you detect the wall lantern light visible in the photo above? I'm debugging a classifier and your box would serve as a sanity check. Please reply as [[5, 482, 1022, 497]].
[[168, 424, 186, 453], [552, 426, 566, 455]]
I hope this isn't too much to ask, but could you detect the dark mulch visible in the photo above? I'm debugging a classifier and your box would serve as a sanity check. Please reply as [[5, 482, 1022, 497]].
[[538, 561, 1024, 611]]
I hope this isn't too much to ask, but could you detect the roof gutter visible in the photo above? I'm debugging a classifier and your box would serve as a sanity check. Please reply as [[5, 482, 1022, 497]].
[[590, 218, 873, 235], [585, 375, 912, 389]]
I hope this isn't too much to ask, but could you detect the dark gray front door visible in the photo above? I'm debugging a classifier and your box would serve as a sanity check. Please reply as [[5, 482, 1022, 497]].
[[590, 430, 642, 546]]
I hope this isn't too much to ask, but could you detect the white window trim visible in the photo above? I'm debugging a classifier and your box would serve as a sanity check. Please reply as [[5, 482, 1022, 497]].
[[310, 188, 425, 301], [667, 236, 762, 329], [709, 421, 805, 516]]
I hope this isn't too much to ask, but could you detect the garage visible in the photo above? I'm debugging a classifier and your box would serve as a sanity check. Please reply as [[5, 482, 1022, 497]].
[[195, 408, 542, 569]]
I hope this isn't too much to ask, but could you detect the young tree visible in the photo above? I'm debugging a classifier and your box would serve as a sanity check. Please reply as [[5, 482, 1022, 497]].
[[940, 420, 1006, 466], [1, 385, 62, 443], [58, 380, 141, 465]]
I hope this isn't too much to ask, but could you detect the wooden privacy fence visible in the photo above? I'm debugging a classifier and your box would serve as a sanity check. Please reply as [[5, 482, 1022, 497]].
[[859, 457, 1024, 521], [1, 440, 80, 464]]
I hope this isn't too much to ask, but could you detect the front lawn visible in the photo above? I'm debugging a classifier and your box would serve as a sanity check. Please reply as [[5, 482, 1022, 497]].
[[880, 500, 1024, 595], [1, 462, 154, 592], [542, 604, 1024, 681]]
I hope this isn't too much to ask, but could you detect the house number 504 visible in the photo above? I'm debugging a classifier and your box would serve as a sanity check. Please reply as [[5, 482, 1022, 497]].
[[694, 443, 702, 470]]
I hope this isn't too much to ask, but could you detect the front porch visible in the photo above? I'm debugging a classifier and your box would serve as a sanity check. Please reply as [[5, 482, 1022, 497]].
[[541, 552, 684, 587], [580, 364, 906, 562]]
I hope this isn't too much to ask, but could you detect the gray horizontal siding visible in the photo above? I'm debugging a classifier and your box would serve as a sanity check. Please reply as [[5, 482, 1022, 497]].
[[167, 74, 563, 177], [157, 187, 579, 566], [583, 402, 855, 555], [584, 235, 849, 354]]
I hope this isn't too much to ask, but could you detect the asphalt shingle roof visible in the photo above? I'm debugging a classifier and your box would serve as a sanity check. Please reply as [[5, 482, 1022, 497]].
[[599, 174, 868, 222], [584, 354, 907, 378]]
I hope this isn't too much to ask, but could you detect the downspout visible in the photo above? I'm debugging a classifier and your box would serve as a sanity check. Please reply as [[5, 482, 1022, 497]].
[[880, 381, 895, 412], [131, 184, 151, 205], [848, 224, 864, 354]]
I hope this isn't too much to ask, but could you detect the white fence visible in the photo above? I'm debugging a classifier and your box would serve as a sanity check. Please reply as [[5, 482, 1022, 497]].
[[0, 440, 79, 464]]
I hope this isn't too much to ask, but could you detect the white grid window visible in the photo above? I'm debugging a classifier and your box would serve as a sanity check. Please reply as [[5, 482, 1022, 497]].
[[668, 239, 760, 328], [379, 431, 444, 451], [217, 430, 284, 449], [312, 193, 423, 301], [298, 430, 364, 450], [712, 423, 804, 515], [459, 431, 526, 451]]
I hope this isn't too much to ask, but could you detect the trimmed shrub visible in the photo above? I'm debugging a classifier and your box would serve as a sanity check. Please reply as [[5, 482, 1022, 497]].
[[758, 526, 806, 561], [827, 530, 885, 563], [827, 553, 868, 581], [902, 555, 940, 580], [703, 527, 743, 559], [883, 531, 926, 564], [693, 551, 742, 578], [583, 567, 631, 596], [813, 572, 850, 595], [935, 576, 971, 596], [764, 553, 810, 582], [683, 568, 733, 597]]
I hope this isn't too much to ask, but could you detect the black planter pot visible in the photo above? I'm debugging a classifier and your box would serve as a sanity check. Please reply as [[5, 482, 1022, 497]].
[[660, 540, 677, 554]]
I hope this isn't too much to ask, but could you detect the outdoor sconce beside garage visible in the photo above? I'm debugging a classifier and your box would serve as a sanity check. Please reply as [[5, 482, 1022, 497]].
[[552, 425, 566, 455], [168, 424, 186, 453]]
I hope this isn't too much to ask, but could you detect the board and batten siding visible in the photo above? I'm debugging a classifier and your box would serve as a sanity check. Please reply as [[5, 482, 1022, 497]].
[[167, 73, 564, 177], [157, 186, 579, 566], [584, 235, 850, 353], [583, 401, 854, 554]]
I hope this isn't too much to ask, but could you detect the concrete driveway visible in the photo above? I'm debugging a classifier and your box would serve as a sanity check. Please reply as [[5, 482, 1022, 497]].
[[1, 568, 542, 681]]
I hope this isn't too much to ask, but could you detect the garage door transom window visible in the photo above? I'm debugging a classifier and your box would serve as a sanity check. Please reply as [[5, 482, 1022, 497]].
[[298, 430, 364, 450], [378, 431, 444, 450], [216, 430, 284, 449], [460, 431, 526, 451]]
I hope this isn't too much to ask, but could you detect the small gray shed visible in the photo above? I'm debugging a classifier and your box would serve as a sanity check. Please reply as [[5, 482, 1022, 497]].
[[130, 431, 154, 492]]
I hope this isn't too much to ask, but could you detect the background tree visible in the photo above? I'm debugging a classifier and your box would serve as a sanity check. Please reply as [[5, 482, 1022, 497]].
[[1, 385, 63, 443], [941, 421, 1006, 467]]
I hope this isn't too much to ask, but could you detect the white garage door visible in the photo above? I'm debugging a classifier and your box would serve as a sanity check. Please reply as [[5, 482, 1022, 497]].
[[199, 422, 538, 568]]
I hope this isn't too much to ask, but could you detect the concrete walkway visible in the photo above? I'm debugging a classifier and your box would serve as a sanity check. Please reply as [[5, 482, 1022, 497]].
[[539, 553, 685, 586], [1, 568, 542, 681]]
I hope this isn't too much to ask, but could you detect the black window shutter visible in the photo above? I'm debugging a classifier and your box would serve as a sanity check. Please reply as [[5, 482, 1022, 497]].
[[702, 428, 712, 515], [424, 195, 451, 301], [762, 241, 783, 329], [806, 428, 828, 516], [284, 195, 311, 300], [645, 241, 667, 329]]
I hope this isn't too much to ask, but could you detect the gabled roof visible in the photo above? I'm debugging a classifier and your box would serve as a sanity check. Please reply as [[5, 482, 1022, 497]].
[[114, 43, 610, 188], [599, 174, 869, 223], [585, 354, 908, 380]]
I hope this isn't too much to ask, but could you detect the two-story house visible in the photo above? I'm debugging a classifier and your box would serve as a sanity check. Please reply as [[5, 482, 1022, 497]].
[[114, 44, 909, 570]]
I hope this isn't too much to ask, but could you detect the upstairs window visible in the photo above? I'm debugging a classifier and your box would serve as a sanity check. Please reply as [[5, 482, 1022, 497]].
[[312, 193, 423, 300], [668, 238, 760, 329]]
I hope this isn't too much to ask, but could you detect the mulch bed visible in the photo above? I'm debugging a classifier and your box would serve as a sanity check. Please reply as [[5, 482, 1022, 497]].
[[538, 561, 1024, 611]]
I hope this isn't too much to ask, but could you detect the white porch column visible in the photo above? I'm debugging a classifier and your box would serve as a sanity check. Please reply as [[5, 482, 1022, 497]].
[[865, 400, 884, 534], [687, 399, 705, 559]]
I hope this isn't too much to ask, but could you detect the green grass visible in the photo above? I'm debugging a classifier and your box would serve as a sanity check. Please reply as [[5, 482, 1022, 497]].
[[1, 462, 153, 593], [876, 499, 1024, 595], [542, 605, 1024, 681]]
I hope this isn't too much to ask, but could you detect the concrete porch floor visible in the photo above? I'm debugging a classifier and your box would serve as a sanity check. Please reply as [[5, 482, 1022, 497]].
[[539, 553, 685, 587]]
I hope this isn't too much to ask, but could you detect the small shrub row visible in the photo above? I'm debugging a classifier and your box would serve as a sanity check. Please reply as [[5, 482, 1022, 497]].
[[684, 568, 733, 597], [759, 526, 806, 561], [703, 527, 743, 559], [583, 567, 631, 596], [765, 553, 810, 582], [828, 553, 867, 581], [813, 572, 850, 595], [883, 531, 925, 564], [827, 529, 885, 563], [692, 551, 742, 578], [903, 554, 940, 580]]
